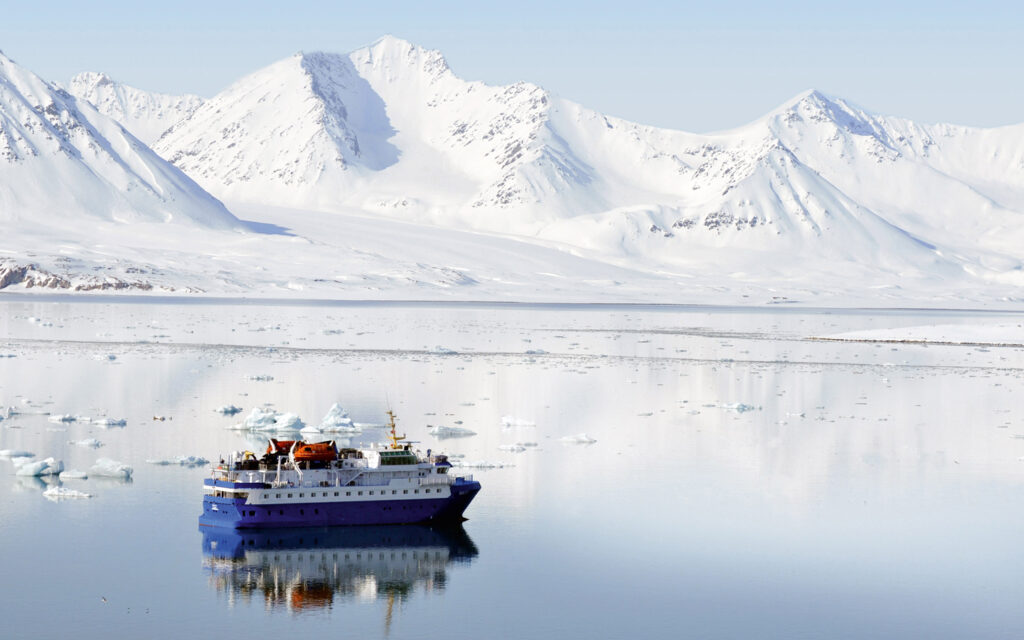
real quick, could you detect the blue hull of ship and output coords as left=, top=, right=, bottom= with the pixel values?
left=198, top=478, right=481, bottom=529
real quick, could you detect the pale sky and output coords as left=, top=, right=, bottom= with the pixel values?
left=2, top=0, right=1021, bottom=133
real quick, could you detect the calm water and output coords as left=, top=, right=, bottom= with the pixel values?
left=1, top=297, right=1023, bottom=639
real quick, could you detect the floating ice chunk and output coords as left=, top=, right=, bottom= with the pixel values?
left=498, top=444, right=526, bottom=453
left=0, top=449, right=34, bottom=458
left=90, top=458, right=133, bottom=479
left=146, top=456, right=208, bottom=467
left=59, top=469, right=88, bottom=480
left=48, top=414, right=77, bottom=423
left=719, top=403, right=759, bottom=413
left=274, top=413, right=305, bottom=431
left=245, top=374, right=274, bottom=382
left=434, top=346, right=458, bottom=354
left=92, top=418, right=127, bottom=428
left=501, top=416, right=536, bottom=427
left=43, top=486, right=92, bottom=500
left=428, top=425, right=477, bottom=438
left=70, top=438, right=103, bottom=448
left=449, top=459, right=511, bottom=469
left=95, top=354, right=117, bottom=361
left=560, top=433, right=597, bottom=444
left=214, top=405, right=243, bottom=416
left=16, top=457, right=64, bottom=476
left=319, top=403, right=360, bottom=433
left=235, top=407, right=280, bottom=430
left=300, top=424, right=324, bottom=435
left=517, top=442, right=539, bottom=447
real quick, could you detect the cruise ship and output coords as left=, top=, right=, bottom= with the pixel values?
left=199, top=411, right=481, bottom=529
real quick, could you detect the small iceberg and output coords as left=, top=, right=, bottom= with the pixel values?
left=47, top=414, right=77, bottom=424
left=318, top=403, right=361, bottom=434
left=233, top=407, right=303, bottom=432
left=92, top=418, right=127, bottom=427
left=428, top=425, right=477, bottom=438
left=70, top=438, right=103, bottom=449
left=245, top=374, right=274, bottom=382
left=501, top=416, right=536, bottom=427
left=214, top=405, right=243, bottom=416
left=90, top=458, right=133, bottom=479
left=560, top=433, right=597, bottom=444
left=449, top=459, right=511, bottom=469
left=0, top=449, right=34, bottom=458
left=59, top=469, right=88, bottom=480
left=719, top=403, right=759, bottom=413
left=145, top=456, right=209, bottom=467
left=15, top=457, right=64, bottom=477
left=43, top=486, right=93, bottom=500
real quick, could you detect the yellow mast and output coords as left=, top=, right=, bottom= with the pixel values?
left=385, top=410, right=407, bottom=449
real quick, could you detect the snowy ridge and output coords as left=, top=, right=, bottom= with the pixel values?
left=150, top=37, right=1024, bottom=291
left=0, top=51, right=238, bottom=231
left=69, top=72, right=204, bottom=145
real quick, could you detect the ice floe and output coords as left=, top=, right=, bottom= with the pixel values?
left=718, top=403, right=759, bottom=413
left=69, top=438, right=103, bottom=448
left=449, top=459, right=512, bottom=469
left=92, top=418, right=127, bottom=427
left=43, top=486, right=92, bottom=500
left=501, top=416, right=536, bottom=427
left=48, top=414, right=77, bottom=423
left=0, top=449, right=34, bottom=458
left=16, top=457, right=64, bottom=476
left=428, top=425, right=477, bottom=438
left=245, top=374, right=274, bottom=382
left=498, top=444, right=527, bottom=453
left=214, top=405, right=243, bottom=415
left=59, top=469, right=88, bottom=480
left=90, top=458, right=133, bottom=479
left=146, top=455, right=209, bottom=467
left=560, top=433, right=597, bottom=444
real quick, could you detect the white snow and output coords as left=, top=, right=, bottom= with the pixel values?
left=89, top=458, right=133, bottom=479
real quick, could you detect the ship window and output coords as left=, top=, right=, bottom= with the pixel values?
left=414, top=489, right=419, bottom=494
left=358, top=491, right=363, bottom=496
left=249, top=511, right=255, bottom=516
left=276, top=493, right=281, bottom=498
left=346, top=491, right=351, bottom=496
left=403, top=490, right=408, bottom=494
left=263, top=493, right=267, bottom=498
left=287, top=493, right=293, bottom=498
left=314, top=509, right=319, bottom=515
left=280, top=510, right=284, bottom=515
left=299, top=493, right=304, bottom=498
left=300, top=509, right=304, bottom=515
left=334, top=492, right=339, bottom=497
left=392, top=490, right=397, bottom=495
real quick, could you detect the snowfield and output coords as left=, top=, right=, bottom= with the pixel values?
left=1, top=37, right=1023, bottom=305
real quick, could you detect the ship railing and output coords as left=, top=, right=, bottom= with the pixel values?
left=418, top=476, right=452, bottom=487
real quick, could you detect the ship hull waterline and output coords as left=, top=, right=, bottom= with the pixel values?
left=199, top=480, right=480, bottom=529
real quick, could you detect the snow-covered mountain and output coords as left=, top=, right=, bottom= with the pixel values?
left=69, top=72, right=203, bottom=145
left=0, top=51, right=237, bottom=231
left=150, top=36, right=1024, bottom=292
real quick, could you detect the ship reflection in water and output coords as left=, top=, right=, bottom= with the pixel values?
left=201, top=524, right=479, bottom=616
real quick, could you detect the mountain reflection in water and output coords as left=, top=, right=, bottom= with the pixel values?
left=201, top=524, right=479, bottom=614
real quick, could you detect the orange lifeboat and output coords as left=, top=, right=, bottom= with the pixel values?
left=292, top=440, right=338, bottom=463
left=266, top=439, right=297, bottom=456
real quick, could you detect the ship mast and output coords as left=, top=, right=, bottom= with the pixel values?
left=385, top=410, right=407, bottom=449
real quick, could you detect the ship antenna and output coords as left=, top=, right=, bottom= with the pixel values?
left=385, top=408, right=406, bottom=449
